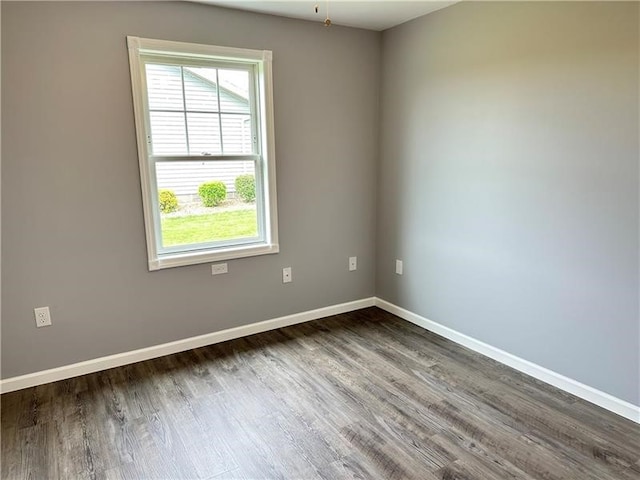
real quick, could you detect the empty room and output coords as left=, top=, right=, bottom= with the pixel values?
left=1, top=1, right=639, bottom=479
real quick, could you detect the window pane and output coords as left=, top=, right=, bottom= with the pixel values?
left=184, top=67, right=219, bottom=112
left=187, top=113, right=222, bottom=155
left=150, top=112, right=187, bottom=155
left=221, top=114, right=252, bottom=154
left=156, top=161, right=258, bottom=248
left=146, top=64, right=184, bottom=111
left=218, top=69, right=250, bottom=114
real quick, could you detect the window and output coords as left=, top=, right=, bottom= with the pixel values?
left=127, top=37, right=278, bottom=270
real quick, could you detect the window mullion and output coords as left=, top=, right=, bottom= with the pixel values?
left=150, top=154, right=260, bottom=162
left=180, top=66, right=191, bottom=155
left=215, top=68, right=224, bottom=154
left=249, top=66, right=259, bottom=155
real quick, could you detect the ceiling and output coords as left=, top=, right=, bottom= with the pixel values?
left=195, top=0, right=459, bottom=31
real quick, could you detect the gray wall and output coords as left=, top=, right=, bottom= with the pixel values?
left=3, top=0, right=638, bottom=408
left=377, top=1, right=639, bottom=405
left=1, top=1, right=379, bottom=378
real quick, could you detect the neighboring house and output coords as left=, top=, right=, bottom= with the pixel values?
left=150, top=65, right=254, bottom=202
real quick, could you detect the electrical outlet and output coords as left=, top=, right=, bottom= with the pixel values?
left=211, top=263, right=228, bottom=275
left=395, top=259, right=403, bottom=275
left=34, top=307, right=52, bottom=328
left=282, top=267, right=292, bottom=283
left=349, top=256, right=357, bottom=271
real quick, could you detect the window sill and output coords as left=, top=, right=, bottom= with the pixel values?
left=149, top=243, right=279, bottom=271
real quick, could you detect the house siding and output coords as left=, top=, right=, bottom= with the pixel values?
left=156, top=160, right=254, bottom=199
left=148, top=65, right=254, bottom=198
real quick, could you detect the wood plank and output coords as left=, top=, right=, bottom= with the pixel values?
left=1, top=307, right=638, bottom=479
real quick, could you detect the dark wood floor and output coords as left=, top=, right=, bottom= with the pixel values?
left=2, top=307, right=639, bottom=479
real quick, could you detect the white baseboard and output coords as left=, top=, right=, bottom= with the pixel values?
left=3, top=296, right=638, bottom=425
left=375, top=298, right=640, bottom=424
left=0, top=297, right=376, bottom=394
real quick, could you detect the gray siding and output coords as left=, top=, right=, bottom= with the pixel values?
left=146, top=64, right=254, bottom=197
left=146, top=65, right=252, bottom=156
left=156, top=161, right=254, bottom=198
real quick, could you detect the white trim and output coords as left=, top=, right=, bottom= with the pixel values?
left=130, top=36, right=267, bottom=63
left=4, top=296, right=637, bottom=424
left=0, top=298, right=375, bottom=394
left=259, top=44, right=279, bottom=254
left=375, top=298, right=640, bottom=424
left=150, top=242, right=279, bottom=271
left=127, top=36, right=158, bottom=266
left=126, top=36, right=278, bottom=271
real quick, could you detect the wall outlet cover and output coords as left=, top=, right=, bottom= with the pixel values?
left=211, top=263, right=228, bottom=275
left=34, top=307, right=52, bottom=328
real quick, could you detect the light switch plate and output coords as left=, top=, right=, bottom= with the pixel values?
left=395, top=260, right=403, bottom=275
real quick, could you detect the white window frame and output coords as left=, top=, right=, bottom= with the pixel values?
left=127, top=37, right=279, bottom=271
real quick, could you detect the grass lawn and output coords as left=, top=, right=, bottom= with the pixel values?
left=161, top=209, right=258, bottom=246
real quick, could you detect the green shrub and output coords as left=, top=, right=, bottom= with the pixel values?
left=158, top=189, right=178, bottom=213
left=198, top=180, right=227, bottom=207
left=235, top=174, right=256, bottom=202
